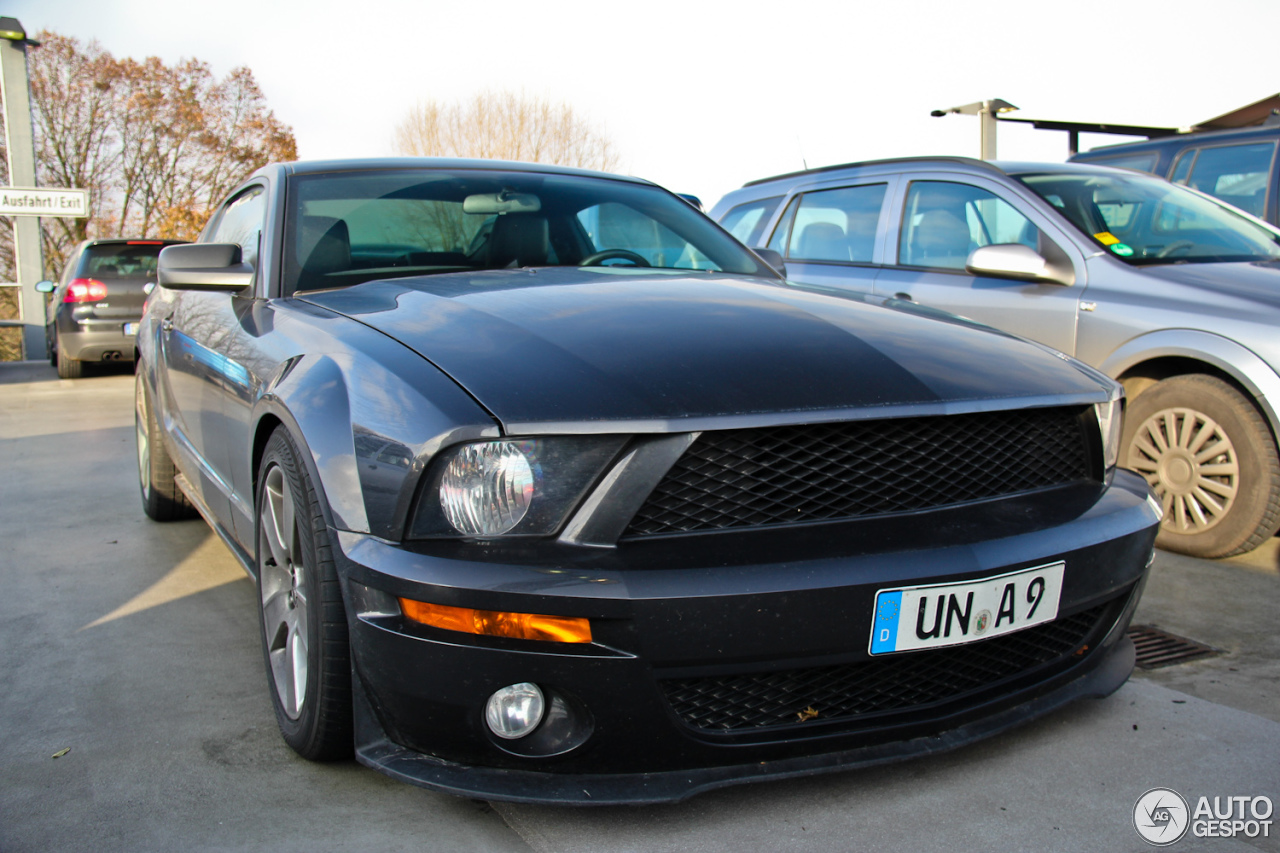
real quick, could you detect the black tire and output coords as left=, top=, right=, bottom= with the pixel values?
left=135, top=369, right=197, bottom=521
left=1122, top=374, right=1280, bottom=558
left=256, top=427, right=353, bottom=761
left=47, top=326, right=57, bottom=367
left=56, top=336, right=83, bottom=379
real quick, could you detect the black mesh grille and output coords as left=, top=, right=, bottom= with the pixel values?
left=624, top=407, right=1093, bottom=537
left=661, top=603, right=1109, bottom=732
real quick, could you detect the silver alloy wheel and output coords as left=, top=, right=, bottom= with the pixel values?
left=135, top=376, right=150, bottom=497
left=259, top=464, right=309, bottom=720
left=1128, top=406, right=1239, bottom=534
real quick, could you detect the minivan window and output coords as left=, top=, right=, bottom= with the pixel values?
left=1017, top=170, right=1280, bottom=265
left=899, top=181, right=1038, bottom=270
left=1173, top=142, right=1275, bottom=219
left=784, top=184, right=886, bottom=263
left=720, top=196, right=782, bottom=245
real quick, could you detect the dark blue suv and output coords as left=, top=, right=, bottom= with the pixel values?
left=1071, top=124, right=1280, bottom=226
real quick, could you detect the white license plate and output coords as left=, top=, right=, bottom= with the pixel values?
left=123, top=322, right=139, bottom=336
left=869, top=562, right=1064, bottom=655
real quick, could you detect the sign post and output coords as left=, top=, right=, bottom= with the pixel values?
left=0, top=17, right=56, bottom=362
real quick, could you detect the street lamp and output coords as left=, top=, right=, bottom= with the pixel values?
left=0, top=16, right=46, bottom=362
left=931, top=99, right=1019, bottom=160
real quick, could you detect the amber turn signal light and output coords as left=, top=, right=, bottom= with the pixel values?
left=398, top=599, right=592, bottom=643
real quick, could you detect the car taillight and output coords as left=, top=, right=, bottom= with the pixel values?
left=65, top=278, right=108, bottom=303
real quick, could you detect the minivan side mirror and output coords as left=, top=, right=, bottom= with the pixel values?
left=753, top=247, right=787, bottom=278
left=966, top=243, right=1073, bottom=287
left=34, top=280, right=55, bottom=293
left=158, top=243, right=254, bottom=291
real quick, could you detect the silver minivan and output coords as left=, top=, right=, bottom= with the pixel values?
left=713, top=157, right=1280, bottom=558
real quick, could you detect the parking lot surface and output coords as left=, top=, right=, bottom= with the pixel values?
left=2, top=362, right=1277, bottom=852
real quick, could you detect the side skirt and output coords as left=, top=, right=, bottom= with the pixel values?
left=175, top=472, right=257, bottom=580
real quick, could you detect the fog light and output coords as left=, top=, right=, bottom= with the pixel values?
left=486, top=682, right=545, bottom=740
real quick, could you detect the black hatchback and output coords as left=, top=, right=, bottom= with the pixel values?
left=36, top=239, right=186, bottom=378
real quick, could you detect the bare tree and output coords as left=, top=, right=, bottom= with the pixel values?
left=393, top=90, right=619, bottom=173
left=24, top=31, right=297, bottom=278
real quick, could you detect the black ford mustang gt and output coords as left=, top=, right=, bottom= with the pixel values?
left=135, top=158, right=1160, bottom=804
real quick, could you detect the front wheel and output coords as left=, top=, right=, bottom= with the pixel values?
left=1122, top=374, right=1280, bottom=558
left=256, top=427, right=353, bottom=761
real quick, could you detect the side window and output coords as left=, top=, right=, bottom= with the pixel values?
left=1177, top=143, right=1275, bottom=218
left=899, top=181, right=1039, bottom=270
left=208, top=186, right=267, bottom=269
left=784, top=184, right=887, bottom=263
left=719, top=196, right=782, bottom=245
left=1170, top=150, right=1195, bottom=185
left=766, top=195, right=799, bottom=254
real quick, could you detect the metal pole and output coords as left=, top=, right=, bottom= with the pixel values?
left=0, top=32, right=46, bottom=362
left=979, top=101, right=997, bottom=160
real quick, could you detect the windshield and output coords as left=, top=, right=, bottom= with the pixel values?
left=283, top=169, right=771, bottom=293
left=1014, top=170, right=1280, bottom=266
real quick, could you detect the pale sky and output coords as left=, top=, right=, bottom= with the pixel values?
left=10, top=0, right=1280, bottom=208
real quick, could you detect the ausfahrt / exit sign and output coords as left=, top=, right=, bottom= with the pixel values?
left=0, top=186, right=89, bottom=217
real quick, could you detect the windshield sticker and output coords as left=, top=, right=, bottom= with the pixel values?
left=1093, top=231, right=1121, bottom=245
left=1110, top=243, right=1135, bottom=257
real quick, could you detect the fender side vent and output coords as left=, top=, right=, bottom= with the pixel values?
left=1128, top=625, right=1221, bottom=669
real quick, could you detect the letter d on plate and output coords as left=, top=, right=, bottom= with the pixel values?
left=870, top=591, right=903, bottom=654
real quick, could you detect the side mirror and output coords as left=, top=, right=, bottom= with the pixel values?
left=34, top=280, right=56, bottom=293
left=966, top=244, right=1073, bottom=286
left=753, top=247, right=787, bottom=278
left=158, top=243, right=254, bottom=291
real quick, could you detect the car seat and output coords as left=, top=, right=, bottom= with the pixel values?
left=295, top=216, right=351, bottom=291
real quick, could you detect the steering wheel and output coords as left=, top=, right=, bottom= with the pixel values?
left=579, top=249, right=651, bottom=267
left=1156, top=240, right=1196, bottom=258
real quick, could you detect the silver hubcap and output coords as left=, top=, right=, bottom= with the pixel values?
left=1128, top=407, right=1239, bottom=534
left=135, top=377, right=150, bottom=496
left=260, top=464, right=309, bottom=719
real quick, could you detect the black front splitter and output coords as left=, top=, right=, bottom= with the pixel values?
left=355, top=635, right=1135, bottom=806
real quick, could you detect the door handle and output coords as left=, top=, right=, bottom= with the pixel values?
left=893, top=292, right=914, bottom=302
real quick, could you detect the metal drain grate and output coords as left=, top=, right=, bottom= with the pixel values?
left=1128, top=625, right=1221, bottom=669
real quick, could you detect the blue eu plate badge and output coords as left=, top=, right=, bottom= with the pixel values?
left=870, top=591, right=903, bottom=654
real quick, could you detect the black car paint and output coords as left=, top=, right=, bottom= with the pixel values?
left=138, top=159, right=1160, bottom=803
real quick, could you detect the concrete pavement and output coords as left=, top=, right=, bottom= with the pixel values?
left=1, top=361, right=1276, bottom=852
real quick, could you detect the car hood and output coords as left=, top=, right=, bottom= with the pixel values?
left=300, top=269, right=1110, bottom=433
left=1135, top=259, right=1280, bottom=312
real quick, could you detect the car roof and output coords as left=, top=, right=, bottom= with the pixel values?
left=83, top=238, right=186, bottom=247
left=265, top=157, right=657, bottom=186
left=737, top=156, right=1136, bottom=191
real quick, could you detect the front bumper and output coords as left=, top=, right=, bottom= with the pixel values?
left=335, top=471, right=1160, bottom=804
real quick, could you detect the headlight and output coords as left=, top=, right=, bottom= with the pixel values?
left=411, top=436, right=629, bottom=539
left=1094, top=386, right=1124, bottom=471
left=439, top=442, right=534, bottom=535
